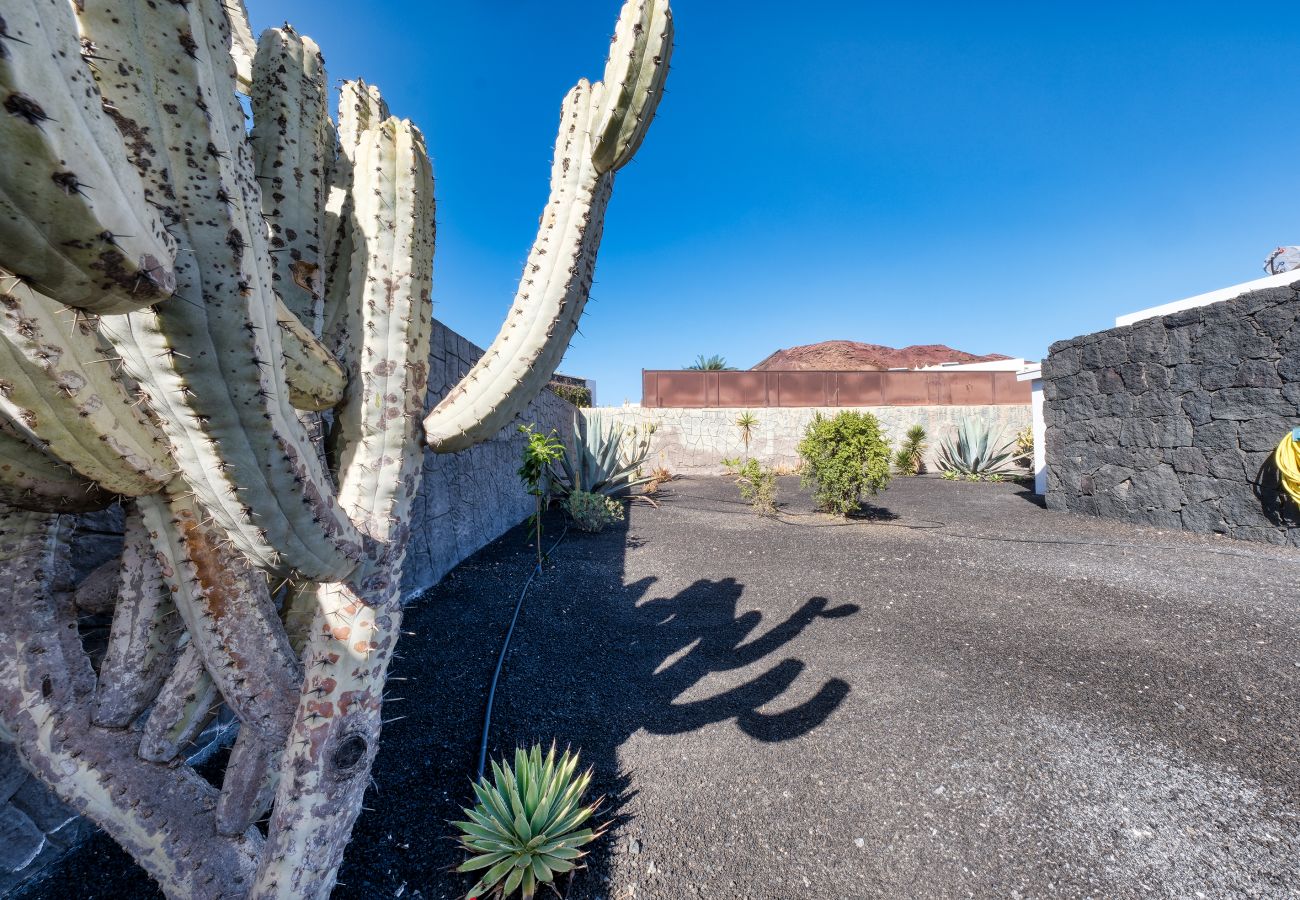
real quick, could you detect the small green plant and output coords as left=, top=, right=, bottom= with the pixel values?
left=797, top=411, right=892, bottom=516
left=685, top=354, right=733, bottom=370
left=566, top=490, right=625, bottom=533
left=728, top=457, right=777, bottom=515
left=1015, top=425, right=1034, bottom=467
left=934, top=419, right=1023, bottom=481
left=735, top=411, right=758, bottom=457
left=553, top=413, right=655, bottom=499
left=519, top=425, right=566, bottom=569
left=455, top=744, right=601, bottom=900
left=892, top=424, right=927, bottom=476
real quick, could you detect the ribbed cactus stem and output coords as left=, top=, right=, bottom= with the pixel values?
left=0, top=507, right=261, bottom=898
left=137, top=491, right=302, bottom=744
left=253, top=116, right=434, bottom=898
left=251, top=27, right=329, bottom=332
left=137, top=643, right=220, bottom=764
left=80, top=0, right=364, bottom=580
left=92, top=504, right=178, bottom=728
left=277, top=296, right=347, bottom=411
left=0, top=422, right=114, bottom=512
left=0, top=274, right=172, bottom=496
left=423, top=80, right=612, bottom=452
left=591, top=0, right=674, bottom=173
left=0, top=0, right=176, bottom=313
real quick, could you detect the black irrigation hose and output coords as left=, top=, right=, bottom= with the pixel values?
left=475, top=524, right=570, bottom=781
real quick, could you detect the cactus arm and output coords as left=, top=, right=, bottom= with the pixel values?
left=137, top=491, right=302, bottom=744
left=331, top=119, right=435, bottom=537
left=216, top=729, right=278, bottom=836
left=251, top=28, right=329, bottom=332
left=223, top=0, right=259, bottom=93
left=0, top=506, right=262, bottom=898
left=80, top=0, right=364, bottom=580
left=0, top=275, right=172, bottom=495
left=92, top=504, right=180, bottom=728
left=591, top=0, right=674, bottom=173
left=252, top=118, right=434, bottom=899
left=0, top=0, right=176, bottom=314
left=277, top=297, right=346, bottom=411
left=137, top=643, right=221, bottom=764
left=423, top=80, right=611, bottom=452
left=0, top=422, right=115, bottom=512
left=322, top=80, right=391, bottom=372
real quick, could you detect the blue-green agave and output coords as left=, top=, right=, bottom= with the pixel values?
left=455, top=744, right=602, bottom=899
left=934, top=419, right=1025, bottom=480
left=552, top=412, right=655, bottom=498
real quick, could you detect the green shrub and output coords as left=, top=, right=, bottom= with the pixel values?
left=549, top=382, right=593, bottom=408
left=797, top=411, right=891, bottom=516
left=892, top=424, right=927, bottom=475
left=566, top=490, right=624, bottom=532
left=725, top=457, right=777, bottom=515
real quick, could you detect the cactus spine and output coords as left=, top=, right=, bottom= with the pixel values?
left=0, top=0, right=671, bottom=897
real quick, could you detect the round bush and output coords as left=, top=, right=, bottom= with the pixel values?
left=796, top=411, right=891, bottom=515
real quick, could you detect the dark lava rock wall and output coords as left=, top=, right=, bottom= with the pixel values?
left=1043, top=283, right=1300, bottom=546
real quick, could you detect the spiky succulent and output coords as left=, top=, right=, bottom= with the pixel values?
left=455, top=744, right=601, bottom=899
left=893, top=424, right=927, bottom=475
left=934, top=419, right=1023, bottom=480
left=552, top=412, right=655, bottom=498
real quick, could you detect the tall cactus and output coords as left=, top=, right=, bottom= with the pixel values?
left=0, top=0, right=671, bottom=897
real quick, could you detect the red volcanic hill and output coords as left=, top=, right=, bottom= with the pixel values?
left=751, top=341, right=1010, bottom=371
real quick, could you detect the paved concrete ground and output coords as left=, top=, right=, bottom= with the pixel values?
left=19, top=476, right=1300, bottom=899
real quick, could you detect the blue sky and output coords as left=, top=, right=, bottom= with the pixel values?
left=248, top=1, right=1299, bottom=404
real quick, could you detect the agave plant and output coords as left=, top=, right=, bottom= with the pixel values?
left=455, top=744, right=601, bottom=899
left=934, top=419, right=1023, bottom=480
left=553, top=412, right=655, bottom=498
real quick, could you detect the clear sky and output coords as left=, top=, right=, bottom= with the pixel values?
left=248, top=1, right=1298, bottom=404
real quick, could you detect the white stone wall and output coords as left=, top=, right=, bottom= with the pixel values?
left=583, top=405, right=1032, bottom=474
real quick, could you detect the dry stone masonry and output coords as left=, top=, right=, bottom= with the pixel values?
left=1043, top=282, right=1300, bottom=545
left=590, top=405, right=1031, bottom=474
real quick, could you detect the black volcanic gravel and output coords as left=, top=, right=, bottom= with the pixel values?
left=16, top=476, right=1300, bottom=899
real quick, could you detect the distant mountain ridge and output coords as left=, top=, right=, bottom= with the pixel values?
left=751, top=340, right=1010, bottom=371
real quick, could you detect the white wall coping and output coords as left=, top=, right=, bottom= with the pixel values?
left=1115, top=270, right=1300, bottom=327
left=1016, top=364, right=1042, bottom=382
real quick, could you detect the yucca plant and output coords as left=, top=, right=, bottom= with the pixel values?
left=455, top=744, right=602, bottom=899
left=892, top=424, right=927, bottom=475
left=934, top=419, right=1023, bottom=480
left=735, top=411, right=759, bottom=457
left=553, top=412, right=655, bottom=499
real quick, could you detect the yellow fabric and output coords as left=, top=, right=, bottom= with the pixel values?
left=1277, top=432, right=1300, bottom=508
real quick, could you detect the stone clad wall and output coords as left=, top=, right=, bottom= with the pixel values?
left=402, top=320, right=575, bottom=597
left=0, top=319, right=573, bottom=893
left=585, top=405, right=1031, bottom=474
left=1043, top=283, right=1300, bottom=545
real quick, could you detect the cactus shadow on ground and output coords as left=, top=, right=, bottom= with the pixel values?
left=15, top=503, right=855, bottom=899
